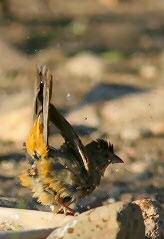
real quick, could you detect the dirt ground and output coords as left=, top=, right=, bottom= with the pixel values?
left=0, top=0, right=163, bottom=213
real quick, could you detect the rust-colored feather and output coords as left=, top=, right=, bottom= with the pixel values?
left=19, top=172, right=35, bottom=190
left=37, top=158, right=52, bottom=177
left=26, top=115, right=48, bottom=158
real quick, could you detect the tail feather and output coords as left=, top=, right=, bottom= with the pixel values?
left=33, top=65, right=52, bottom=145
left=26, top=66, right=52, bottom=158
left=33, top=67, right=43, bottom=120
left=43, top=69, right=52, bottom=145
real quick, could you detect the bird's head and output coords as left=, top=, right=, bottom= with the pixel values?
left=85, top=139, right=123, bottom=175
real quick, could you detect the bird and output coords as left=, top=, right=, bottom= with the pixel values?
left=20, top=65, right=123, bottom=214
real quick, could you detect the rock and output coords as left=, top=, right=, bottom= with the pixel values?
left=47, top=202, right=145, bottom=239
left=129, top=161, right=148, bottom=174
left=9, top=0, right=50, bottom=20
left=0, top=207, right=72, bottom=237
left=0, top=197, right=19, bottom=208
left=139, top=65, right=157, bottom=79
left=101, top=88, right=164, bottom=136
left=0, top=106, right=31, bottom=142
left=134, top=199, right=164, bottom=239
left=63, top=52, right=106, bottom=80
left=149, top=122, right=164, bottom=136
left=0, top=40, right=28, bottom=72
left=120, top=193, right=134, bottom=203
left=141, top=122, right=164, bottom=137
left=67, top=105, right=99, bottom=128
left=99, top=0, right=118, bottom=7
left=0, top=92, right=32, bottom=114
left=120, top=127, right=140, bottom=141
left=0, top=91, right=33, bottom=142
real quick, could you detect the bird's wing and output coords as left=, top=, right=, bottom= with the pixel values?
left=49, top=103, right=90, bottom=173
left=36, top=66, right=90, bottom=174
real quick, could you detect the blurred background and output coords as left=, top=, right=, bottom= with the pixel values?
left=0, top=0, right=163, bottom=211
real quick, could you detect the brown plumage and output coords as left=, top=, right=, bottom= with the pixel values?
left=20, top=66, right=123, bottom=213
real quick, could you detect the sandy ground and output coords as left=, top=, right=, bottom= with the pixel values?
left=0, top=0, right=163, bottom=213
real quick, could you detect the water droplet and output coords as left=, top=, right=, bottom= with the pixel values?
left=66, top=93, right=75, bottom=102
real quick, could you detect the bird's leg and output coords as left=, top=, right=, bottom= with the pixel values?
left=57, top=200, right=75, bottom=215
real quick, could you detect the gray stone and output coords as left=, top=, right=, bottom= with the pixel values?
left=67, top=105, right=99, bottom=127
left=47, top=202, right=145, bottom=239
left=134, top=199, right=164, bottom=239
left=101, top=88, right=164, bottom=136
left=64, top=52, right=106, bottom=80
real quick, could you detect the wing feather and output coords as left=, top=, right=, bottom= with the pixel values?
left=36, top=66, right=90, bottom=174
left=49, top=103, right=89, bottom=173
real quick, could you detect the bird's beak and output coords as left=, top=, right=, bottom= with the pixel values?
left=111, top=154, right=124, bottom=164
